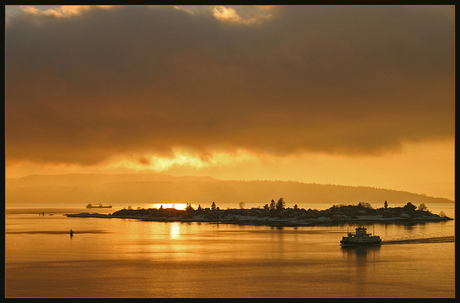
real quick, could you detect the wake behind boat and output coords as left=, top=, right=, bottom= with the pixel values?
left=340, top=226, right=381, bottom=246
left=86, top=203, right=112, bottom=209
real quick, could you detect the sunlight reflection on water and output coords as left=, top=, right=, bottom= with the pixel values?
left=5, top=208, right=455, bottom=298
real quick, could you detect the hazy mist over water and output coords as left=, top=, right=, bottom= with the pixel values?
left=5, top=174, right=454, bottom=215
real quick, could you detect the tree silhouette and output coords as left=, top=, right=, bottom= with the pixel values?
left=384, top=200, right=388, bottom=209
left=269, top=199, right=276, bottom=210
left=276, top=198, right=286, bottom=211
left=211, top=201, right=217, bottom=211
left=418, top=203, right=428, bottom=211
left=403, top=202, right=417, bottom=212
left=358, top=202, right=372, bottom=209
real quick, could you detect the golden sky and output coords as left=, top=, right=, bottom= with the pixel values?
left=5, top=6, right=455, bottom=200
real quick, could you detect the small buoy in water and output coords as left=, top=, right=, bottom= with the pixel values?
left=70, top=229, right=74, bottom=237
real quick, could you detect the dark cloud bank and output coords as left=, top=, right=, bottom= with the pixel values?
left=6, top=6, right=454, bottom=165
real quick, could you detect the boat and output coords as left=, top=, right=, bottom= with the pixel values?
left=340, top=227, right=381, bottom=246
left=86, top=203, right=112, bottom=208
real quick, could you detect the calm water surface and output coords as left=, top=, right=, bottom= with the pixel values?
left=5, top=203, right=455, bottom=298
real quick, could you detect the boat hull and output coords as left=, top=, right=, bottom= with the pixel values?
left=340, top=239, right=381, bottom=247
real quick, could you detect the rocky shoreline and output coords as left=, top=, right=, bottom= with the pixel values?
left=66, top=202, right=453, bottom=227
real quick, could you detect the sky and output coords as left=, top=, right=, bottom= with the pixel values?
left=5, top=5, right=455, bottom=200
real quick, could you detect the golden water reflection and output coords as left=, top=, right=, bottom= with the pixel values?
left=341, top=245, right=381, bottom=297
left=170, top=222, right=180, bottom=239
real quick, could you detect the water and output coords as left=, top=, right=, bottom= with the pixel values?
left=5, top=204, right=455, bottom=298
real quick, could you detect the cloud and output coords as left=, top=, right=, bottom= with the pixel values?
left=212, top=6, right=243, bottom=22
left=19, top=5, right=112, bottom=17
left=5, top=5, right=455, bottom=166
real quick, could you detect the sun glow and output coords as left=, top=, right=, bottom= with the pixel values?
left=106, top=148, right=258, bottom=173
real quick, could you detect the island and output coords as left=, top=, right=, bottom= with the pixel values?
left=66, top=201, right=453, bottom=227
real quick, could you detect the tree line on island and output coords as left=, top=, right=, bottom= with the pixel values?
left=112, top=199, right=451, bottom=225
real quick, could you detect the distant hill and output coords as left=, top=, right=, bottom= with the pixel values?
left=6, top=173, right=218, bottom=187
left=5, top=173, right=454, bottom=209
